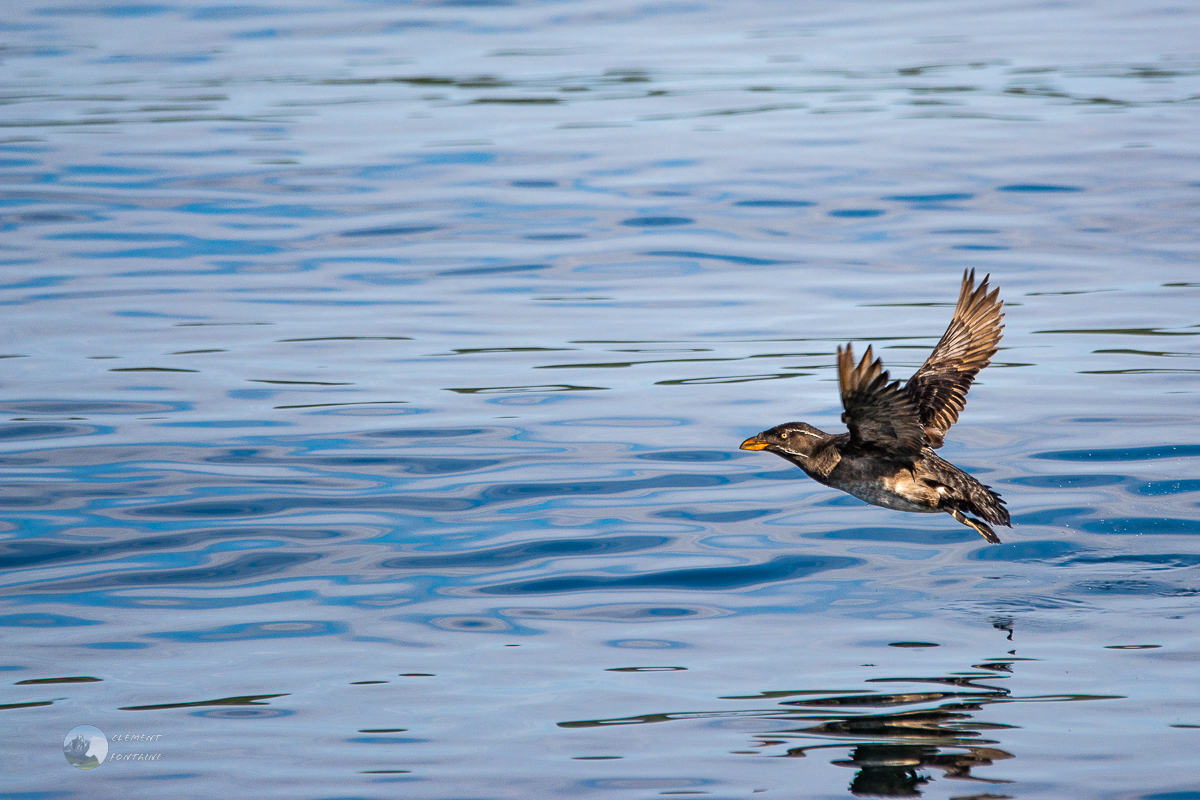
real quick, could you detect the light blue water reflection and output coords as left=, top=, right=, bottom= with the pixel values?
left=2, top=0, right=1199, bottom=797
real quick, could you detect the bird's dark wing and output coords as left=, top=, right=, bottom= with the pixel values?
left=838, top=344, right=926, bottom=456
left=904, top=269, right=1004, bottom=448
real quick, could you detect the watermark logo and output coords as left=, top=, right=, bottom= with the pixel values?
left=64, top=725, right=107, bottom=770
left=64, top=726, right=164, bottom=768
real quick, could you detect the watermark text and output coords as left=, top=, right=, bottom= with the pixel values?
left=109, top=752, right=163, bottom=761
left=110, top=733, right=163, bottom=743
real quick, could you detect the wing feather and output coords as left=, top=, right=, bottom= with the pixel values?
left=838, top=344, right=926, bottom=456
left=904, top=269, right=1004, bottom=448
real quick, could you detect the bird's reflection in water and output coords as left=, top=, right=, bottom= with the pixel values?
left=842, top=744, right=935, bottom=797
left=764, top=668, right=1020, bottom=796
left=787, top=743, right=1013, bottom=798
left=992, top=616, right=1015, bottom=642
left=561, top=632, right=1119, bottom=798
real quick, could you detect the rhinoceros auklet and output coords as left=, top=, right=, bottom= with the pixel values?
left=739, top=269, right=1010, bottom=543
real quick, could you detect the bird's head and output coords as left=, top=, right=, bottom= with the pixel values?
left=739, top=422, right=828, bottom=459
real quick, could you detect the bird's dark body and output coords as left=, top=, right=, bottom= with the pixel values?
left=768, top=427, right=1009, bottom=523
left=740, top=270, right=1011, bottom=543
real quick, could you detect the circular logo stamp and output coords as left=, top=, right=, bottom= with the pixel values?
left=64, top=725, right=108, bottom=769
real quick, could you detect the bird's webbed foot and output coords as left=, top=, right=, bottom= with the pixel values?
left=949, top=507, right=1001, bottom=544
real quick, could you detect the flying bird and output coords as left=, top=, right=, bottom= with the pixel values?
left=739, top=269, right=1010, bottom=543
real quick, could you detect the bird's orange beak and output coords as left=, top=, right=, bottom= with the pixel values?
left=739, top=436, right=768, bottom=451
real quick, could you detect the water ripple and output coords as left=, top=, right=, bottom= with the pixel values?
left=475, top=555, right=861, bottom=595
left=381, top=535, right=669, bottom=570
left=22, top=552, right=322, bottom=592
left=0, top=527, right=343, bottom=572
left=3, top=0, right=1200, bottom=794
left=1032, top=445, right=1200, bottom=461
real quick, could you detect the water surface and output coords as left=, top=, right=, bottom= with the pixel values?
left=2, top=1, right=1199, bottom=797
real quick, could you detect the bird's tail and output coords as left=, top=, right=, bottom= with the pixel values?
left=949, top=478, right=1009, bottom=543
left=966, top=479, right=1010, bottom=528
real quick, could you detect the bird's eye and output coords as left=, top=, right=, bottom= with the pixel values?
left=780, top=431, right=789, bottom=439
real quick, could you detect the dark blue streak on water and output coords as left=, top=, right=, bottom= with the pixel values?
left=634, top=450, right=733, bottom=462
left=652, top=509, right=776, bottom=523
left=0, top=527, right=343, bottom=571
left=314, top=456, right=502, bottom=475
left=121, top=471, right=751, bottom=519
left=0, top=423, right=103, bottom=441
left=1081, top=518, right=1200, bottom=535
left=341, top=225, right=441, bottom=237
left=27, top=552, right=323, bottom=592
left=733, top=200, right=816, bottom=207
left=380, top=536, right=670, bottom=570
left=884, top=193, right=974, bottom=203
left=478, top=473, right=735, bottom=503
left=642, top=250, right=788, bottom=266
left=192, top=708, right=293, bottom=720
left=1134, top=480, right=1200, bottom=496
left=1032, top=445, right=1200, bottom=461
left=0, top=613, right=101, bottom=628
left=1066, top=553, right=1200, bottom=569
left=620, top=216, right=693, bottom=227
left=998, top=184, right=1083, bottom=192
left=0, top=400, right=178, bottom=414
left=828, top=209, right=885, bottom=218
left=124, top=495, right=477, bottom=518
left=806, top=526, right=979, bottom=544
left=149, top=620, right=346, bottom=642
left=1072, top=579, right=1183, bottom=596
left=972, top=542, right=1082, bottom=561
left=437, top=263, right=550, bottom=277
left=476, top=555, right=861, bottom=594
left=1005, top=474, right=1127, bottom=488
left=3, top=1, right=1200, bottom=796
left=364, top=427, right=489, bottom=439
left=1009, top=508, right=1095, bottom=526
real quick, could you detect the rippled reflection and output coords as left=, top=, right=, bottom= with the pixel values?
left=562, top=653, right=1119, bottom=797
left=2, top=0, right=1199, bottom=796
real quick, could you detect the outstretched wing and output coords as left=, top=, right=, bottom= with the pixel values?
left=904, top=269, right=1004, bottom=448
left=838, top=344, right=926, bottom=456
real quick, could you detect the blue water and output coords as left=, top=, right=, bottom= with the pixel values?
left=3, top=1, right=1200, bottom=797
